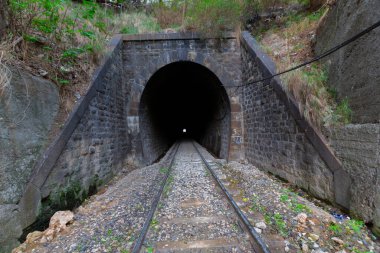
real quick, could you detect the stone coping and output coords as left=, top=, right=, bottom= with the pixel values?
left=122, top=32, right=237, bottom=41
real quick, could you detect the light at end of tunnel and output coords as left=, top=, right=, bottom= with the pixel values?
left=183, top=129, right=187, bottom=133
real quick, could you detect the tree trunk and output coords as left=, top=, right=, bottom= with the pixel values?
left=0, top=0, right=9, bottom=39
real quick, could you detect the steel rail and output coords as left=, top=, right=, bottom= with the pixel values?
left=131, top=142, right=180, bottom=253
left=192, top=141, right=271, bottom=253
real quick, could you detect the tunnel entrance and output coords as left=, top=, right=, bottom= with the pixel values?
left=139, top=61, right=231, bottom=164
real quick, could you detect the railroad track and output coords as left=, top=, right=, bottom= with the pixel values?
left=132, top=141, right=270, bottom=253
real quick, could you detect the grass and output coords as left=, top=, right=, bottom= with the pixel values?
left=280, top=189, right=312, bottom=213
left=256, top=5, right=352, bottom=128
left=273, top=213, right=288, bottom=236
left=2, top=1, right=161, bottom=117
left=347, top=219, right=365, bottom=234
left=328, top=222, right=342, bottom=235
left=185, top=0, right=243, bottom=36
left=148, top=0, right=244, bottom=36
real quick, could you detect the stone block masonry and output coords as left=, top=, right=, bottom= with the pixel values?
left=1, top=33, right=246, bottom=251
left=6, top=36, right=131, bottom=252
left=239, top=31, right=348, bottom=208
left=122, top=33, right=243, bottom=164
left=240, top=31, right=380, bottom=235
left=1, top=31, right=379, bottom=251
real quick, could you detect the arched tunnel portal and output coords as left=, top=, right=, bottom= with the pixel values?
left=139, top=61, right=231, bottom=164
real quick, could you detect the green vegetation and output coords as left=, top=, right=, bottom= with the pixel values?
left=280, top=189, right=311, bottom=213
left=148, top=0, right=243, bottom=36
left=335, top=98, right=352, bottom=124
left=255, top=2, right=353, bottom=128
left=185, top=0, right=243, bottom=36
left=250, top=193, right=267, bottom=213
left=328, top=222, right=342, bottom=235
left=3, top=0, right=160, bottom=92
left=150, top=218, right=159, bottom=231
left=163, top=174, right=174, bottom=198
left=273, top=213, right=288, bottom=236
left=159, top=167, right=169, bottom=174
left=347, top=219, right=365, bottom=234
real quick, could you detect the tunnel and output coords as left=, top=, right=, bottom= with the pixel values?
left=139, top=61, right=231, bottom=164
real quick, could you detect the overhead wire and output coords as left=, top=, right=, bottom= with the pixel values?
left=223, top=19, right=380, bottom=88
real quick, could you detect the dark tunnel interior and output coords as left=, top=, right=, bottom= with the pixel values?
left=139, top=61, right=231, bottom=162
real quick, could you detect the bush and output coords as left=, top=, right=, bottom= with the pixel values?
left=150, top=0, right=184, bottom=29
left=6, top=0, right=160, bottom=88
left=185, top=0, right=243, bottom=36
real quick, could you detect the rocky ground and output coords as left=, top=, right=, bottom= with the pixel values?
left=13, top=143, right=380, bottom=253
left=12, top=146, right=177, bottom=253
left=212, top=160, right=380, bottom=253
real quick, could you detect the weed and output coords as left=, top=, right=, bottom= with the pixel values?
left=273, top=213, right=288, bottom=236
left=151, top=1, right=184, bottom=29
left=150, top=218, right=160, bottom=231
left=352, top=247, right=372, bottom=253
left=250, top=194, right=266, bottom=213
left=291, top=202, right=311, bottom=213
left=5, top=0, right=161, bottom=106
left=264, top=214, right=272, bottom=224
left=146, top=246, right=154, bottom=253
left=185, top=0, right=243, bottom=36
left=328, top=222, right=342, bottom=235
left=347, top=219, right=364, bottom=234
left=159, top=167, right=169, bottom=174
left=334, top=98, right=352, bottom=125
left=280, top=194, right=289, bottom=202
left=120, top=26, right=138, bottom=34
left=327, top=87, right=338, bottom=100
left=151, top=218, right=159, bottom=226
left=232, top=223, right=239, bottom=232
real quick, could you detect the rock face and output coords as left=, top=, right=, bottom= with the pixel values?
left=316, top=0, right=380, bottom=234
left=315, top=0, right=380, bottom=123
left=329, top=124, right=380, bottom=235
left=0, top=67, right=59, bottom=251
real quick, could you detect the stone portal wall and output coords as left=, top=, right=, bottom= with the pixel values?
left=1, top=33, right=244, bottom=251
left=240, top=32, right=344, bottom=205
left=12, top=36, right=130, bottom=251
left=122, top=33, right=242, bottom=165
left=240, top=31, right=380, bottom=235
left=41, top=45, right=130, bottom=198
